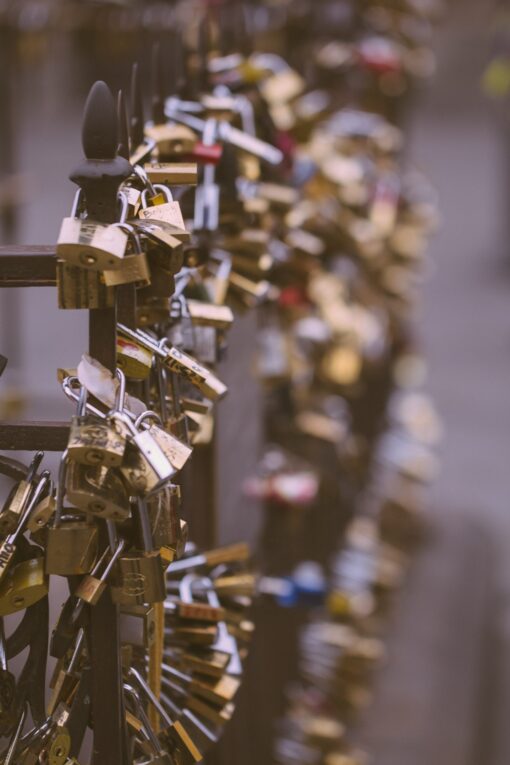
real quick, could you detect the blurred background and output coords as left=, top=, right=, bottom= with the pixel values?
left=1, top=0, right=510, bottom=764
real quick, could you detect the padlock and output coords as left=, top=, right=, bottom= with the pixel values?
left=173, top=574, right=226, bottom=624
left=66, top=378, right=126, bottom=468
left=0, top=471, right=50, bottom=583
left=47, top=629, right=84, bottom=715
left=190, top=576, right=243, bottom=676
left=144, top=123, right=197, bottom=157
left=186, top=300, right=234, bottom=331
left=146, top=484, right=183, bottom=553
left=123, top=683, right=173, bottom=764
left=136, top=297, right=172, bottom=328
left=65, top=461, right=130, bottom=522
left=56, top=261, right=114, bottom=310
left=143, top=162, right=198, bottom=186
left=135, top=411, right=192, bottom=473
left=45, top=453, right=99, bottom=576
left=128, top=668, right=202, bottom=762
left=74, top=539, right=126, bottom=606
left=47, top=725, right=71, bottom=765
left=27, top=492, right=56, bottom=535
left=0, top=556, right=48, bottom=616
left=155, top=351, right=189, bottom=446
left=139, top=184, right=187, bottom=233
left=120, top=603, right=156, bottom=648
left=56, top=189, right=128, bottom=271
left=117, top=335, right=154, bottom=380
left=111, top=499, right=166, bottom=606
left=0, top=451, right=44, bottom=535
left=103, top=221, right=151, bottom=287
left=114, top=411, right=176, bottom=496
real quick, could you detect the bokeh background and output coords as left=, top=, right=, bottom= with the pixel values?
left=1, top=1, right=510, bottom=764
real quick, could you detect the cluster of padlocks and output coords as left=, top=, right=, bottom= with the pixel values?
left=0, top=0, right=444, bottom=763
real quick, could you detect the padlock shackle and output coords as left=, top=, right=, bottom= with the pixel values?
left=10, top=470, right=51, bottom=545
left=62, top=376, right=105, bottom=420
left=113, top=368, right=127, bottom=414
left=132, top=164, right=157, bottom=198
left=54, top=452, right=69, bottom=527
left=123, top=683, right=162, bottom=757
left=134, top=410, right=164, bottom=430
left=128, top=667, right=174, bottom=729
left=77, top=383, right=88, bottom=418
left=26, top=451, right=44, bottom=484
left=111, top=220, right=144, bottom=255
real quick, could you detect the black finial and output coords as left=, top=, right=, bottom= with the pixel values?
left=236, top=0, right=252, bottom=57
left=82, top=80, right=118, bottom=160
left=151, top=42, right=165, bottom=124
left=70, top=81, right=132, bottom=223
left=117, top=89, right=130, bottom=160
left=130, top=62, right=145, bottom=149
left=171, top=32, right=187, bottom=99
left=197, top=15, right=209, bottom=93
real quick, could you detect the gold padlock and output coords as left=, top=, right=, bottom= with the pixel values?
left=67, top=382, right=126, bottom=468
left=65, top=461, right=130, bottom=522
left=0, top=557, right=48, bottom=616
left=45, top=453, right=99, bottom=576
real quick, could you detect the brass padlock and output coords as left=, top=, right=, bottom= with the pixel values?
left=144, top=124, right=196, bottom=157
left=117, top=335, right=154, bottom=380
left=47, top=725, right=71, bottom=765
left=74, top=540, right=126, bottom=606
left=135, top=411, right=192, bottom=473
left=147, top=485, right=187, bottom=564
left=103, top=222, right=151, bottom=288
left=65, top=461, right=130, bottom=522
left=0, top=471, right=51, bottom=584
left=67, top=379, right=126, bottom=468
left=139, top=184, right=187, bottom=233
left=0, top=556, right=48, bottom=616
left=0, top=451, right=43, bottom=536
left=111, top=499, right=166, bottom=606
left=56, top=190, right=128, bottom=271
left=56, top=260, right=114, bottom=310
left=45, top=453, right=99, bottom=576
left=113, top=411, right=176, bottom=496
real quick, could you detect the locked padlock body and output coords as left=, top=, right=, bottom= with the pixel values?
left=0, top=556, right=48, bottom=615
left=65, top=462, right=130, bottom=521
left=57, top=218, right=128, bottom=271
left=0, top=480, right=31, bottom=535
left=111, top=551, right=166, bottom=606
left=116, top=337, right=154, bottom=380
left=45, top=518, right=98, bottom=575
left=67, top=416, right=126, bottom=467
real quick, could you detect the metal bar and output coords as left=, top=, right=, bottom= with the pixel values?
left=0, top=246, right=56, bottom=287
left=0, top=421, right=69, bottom=451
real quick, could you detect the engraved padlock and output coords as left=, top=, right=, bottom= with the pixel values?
left=139, top=183, right=186, bottom=233
left=111, top=499, right=166, bottom=606
left=103, top=219, right=151, bottom=288
left=135, top=411, right=192, bottom=474
left=57, top=189, right=128, bottom=271
left=65, top=460, right=130, bottom=522
left=114, top=411, right=176, bottom=496
left=66, top=377, right=126, bottom=468
left=45, top=452, right=99, bottom=576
